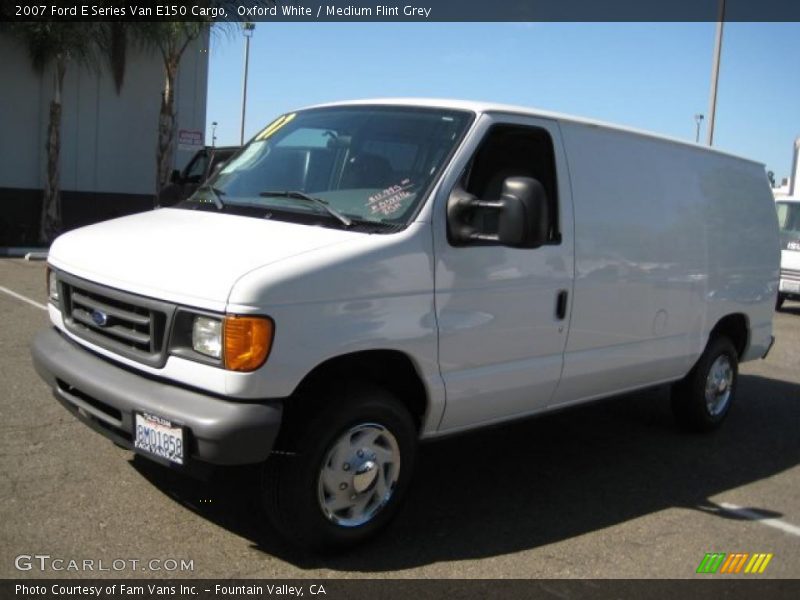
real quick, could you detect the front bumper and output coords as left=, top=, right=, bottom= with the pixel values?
left=31, top=328, right=282, bottom=467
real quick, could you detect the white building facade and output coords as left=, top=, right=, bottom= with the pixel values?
left=0, top=29, right=209, bottom=246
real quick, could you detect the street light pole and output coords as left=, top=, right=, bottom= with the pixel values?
left=239, top=22, right=255, bottom=145
left=211, top=121, right=218, bottom=147
left=706, top=0, right=725, bottom=146
left=694, top=114, right=704, bottom=143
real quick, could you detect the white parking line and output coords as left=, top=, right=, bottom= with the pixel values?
left=0, top=286, right=48, bottom=311
left=720, top=502, right=800, bottom=537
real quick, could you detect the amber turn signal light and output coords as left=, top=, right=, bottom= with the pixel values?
left=223, top=316, right=274, bottom=372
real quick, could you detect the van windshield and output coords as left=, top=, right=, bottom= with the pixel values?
left=180, top=106, right=473, bottom=229
left=776, top=201, right=800, bottom=234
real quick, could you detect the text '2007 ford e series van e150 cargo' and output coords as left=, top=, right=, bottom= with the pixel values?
left=32, top=99, right=780, bottom=550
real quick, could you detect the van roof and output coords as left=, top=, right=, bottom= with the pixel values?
left=303, top=97, right=765, bottom=167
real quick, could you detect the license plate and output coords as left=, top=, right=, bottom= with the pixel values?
left=134, top=412, right=184, bottom=465
left=780, top=280, right=800, bottom=293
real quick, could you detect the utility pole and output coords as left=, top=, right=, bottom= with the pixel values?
left=239, top=22, right=255, bottom=145
left=790, top=137, right=800, bottom=196
left=706, top=0, right=725, bottom=146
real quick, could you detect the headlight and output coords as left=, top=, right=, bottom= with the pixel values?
left=182, top=313, right=274, bottom=371
left=192, top=316, right=222, bottom=358
left=47, top=269, right=59, bottom=305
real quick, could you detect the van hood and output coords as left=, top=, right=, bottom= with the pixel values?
left=48, top=208, right=360, bottom=309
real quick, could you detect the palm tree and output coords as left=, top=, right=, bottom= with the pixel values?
left=133, top=23, right=211, bottom=207
left=135, top=7, right=274, bottom=206
left=6, top=23, right=99, bottom=243
left=8, top=14, right=266, bottom=233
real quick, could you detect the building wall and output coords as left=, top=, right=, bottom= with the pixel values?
left=0, top=29, right=209, bottom=245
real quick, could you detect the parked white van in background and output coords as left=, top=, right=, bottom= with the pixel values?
left=776, top=196, right=800, bottom=308
left=32, top=99, right=780, bottom=550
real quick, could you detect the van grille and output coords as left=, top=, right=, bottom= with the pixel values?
left=58, top=272, right=176, bottom=367
left=781, top=268, right=800, bottom=282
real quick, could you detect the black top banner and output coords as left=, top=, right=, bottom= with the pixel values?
left=4, top=0, right=800, bottom=22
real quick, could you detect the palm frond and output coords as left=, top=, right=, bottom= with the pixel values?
left=6, top=22, right=102, bottom=73
left=103, top=23, right=128, bottom=94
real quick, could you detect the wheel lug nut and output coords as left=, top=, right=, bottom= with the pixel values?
left=339, top=482, right=347, bottom=490
left=357, top=450, right=364, bottom=458
left=343, top=463, right=350, bottom=471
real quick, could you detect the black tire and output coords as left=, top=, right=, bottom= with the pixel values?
left=671, top=336, right=739, bottom=432
left=262, top=383, right=417, bottom=551
left=776, top=293, right=785, bottom=311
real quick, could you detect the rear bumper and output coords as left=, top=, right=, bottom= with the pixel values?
left=31, top=328, right=282, bottom=467
left=780, top=270, right=800, bottom=297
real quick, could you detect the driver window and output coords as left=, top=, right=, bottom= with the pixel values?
left=465, top=124, right=560, bottom=244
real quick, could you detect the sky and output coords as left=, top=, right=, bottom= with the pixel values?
left=204, top=22, right=800, bottom=181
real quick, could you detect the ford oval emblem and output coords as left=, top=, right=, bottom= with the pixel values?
left=91, top=309, right=109, bottom=327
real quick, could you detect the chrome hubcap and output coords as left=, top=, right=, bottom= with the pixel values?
left=705, top=355, right=734, bottom=416
left=352, top=460, right=379, bottom=494
left=317, top=423, right=400, bottom=527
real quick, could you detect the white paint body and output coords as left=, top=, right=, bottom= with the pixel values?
left=46, top=99, right=780, bottom=438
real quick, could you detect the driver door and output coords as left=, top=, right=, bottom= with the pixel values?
left=433, top=114, right=575, bottom=432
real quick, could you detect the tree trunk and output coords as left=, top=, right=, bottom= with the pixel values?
left=155, top=58, right=178, bottom=207
left=40, top=59, right=66, bottom=244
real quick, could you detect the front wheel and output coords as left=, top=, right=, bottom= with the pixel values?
left=671, top=336, right=739, bottom=432
left=262, top=385, right=417, bottom=551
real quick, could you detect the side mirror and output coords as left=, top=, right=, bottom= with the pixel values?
left=497, top=177, right=549, bottom=248
left=169, top=169, right=181, bottom=184
left=447, top=176, right=549, bottom=248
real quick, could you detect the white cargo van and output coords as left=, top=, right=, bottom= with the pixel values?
left=32, top=99, right=779, bottom=549
left=776, top=196, right=800, bottom=308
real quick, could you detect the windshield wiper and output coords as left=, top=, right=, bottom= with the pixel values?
left=196, top=184, right=225, bottom=210
left=259, top=190, right=352, bottom=227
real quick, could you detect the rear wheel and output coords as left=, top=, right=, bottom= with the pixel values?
left=671, top=336, right=739, bottom=432
left=262, top=384, right=417, bottom=551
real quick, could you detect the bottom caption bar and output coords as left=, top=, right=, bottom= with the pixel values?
left=5, top=580, right=800, bottom=600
